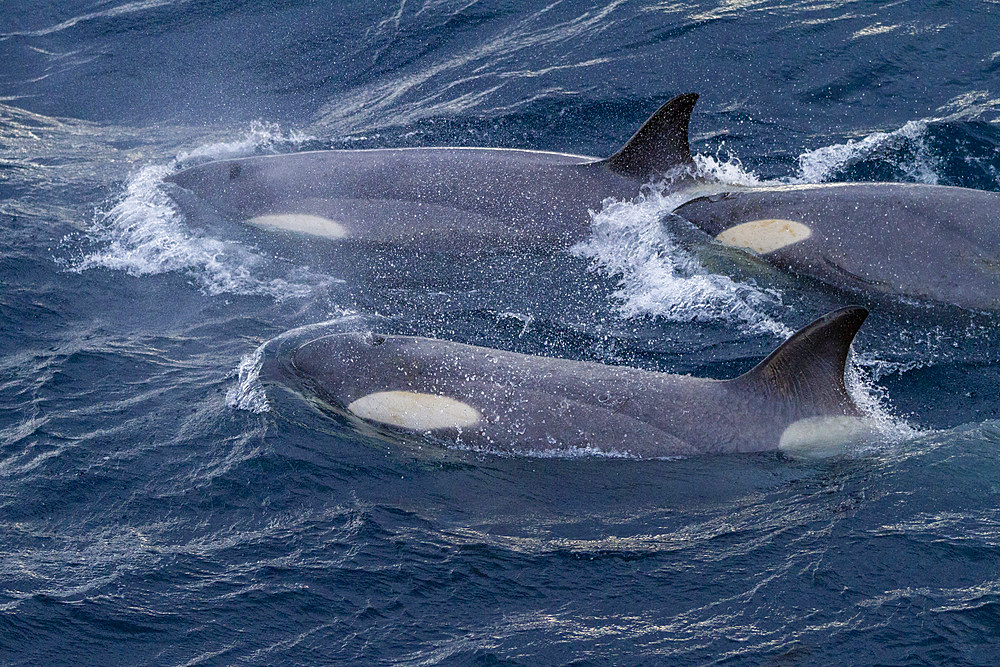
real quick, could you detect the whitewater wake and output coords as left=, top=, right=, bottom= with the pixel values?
left=72, top=123, right=338, bottom=301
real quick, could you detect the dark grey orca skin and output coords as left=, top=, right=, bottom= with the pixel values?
left=270, top=307, right=871, bottom=458
left=167, top=93, right=1000, bottom=309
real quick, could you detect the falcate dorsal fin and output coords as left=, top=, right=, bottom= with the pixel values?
left=729, top=307, right=869, bottom=414
left=600, top=93, right=699, bottom=179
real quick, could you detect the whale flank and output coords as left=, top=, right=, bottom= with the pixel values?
left=274, top=307, right=873, bottom=457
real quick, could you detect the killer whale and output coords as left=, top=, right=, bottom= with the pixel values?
left=673, top=182, right=1000, bottom=310
left=167, top=94, right=1000, bottom=309
left=266, top=307, right=875, bottom=458
left=165, top=95, right=699, bottom=252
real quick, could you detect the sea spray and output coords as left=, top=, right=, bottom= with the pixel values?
left=793, top=120, right=939, bottom=184
left=572, top=156, right=789, bottom=337
left=73, top=124, right=338, bottom=301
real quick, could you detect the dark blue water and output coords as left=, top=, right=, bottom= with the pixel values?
left=3, top=1, right=1000, bottom=664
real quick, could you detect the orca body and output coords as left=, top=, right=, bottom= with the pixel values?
left=674, top=182, right=1000, bottom=310
left=170, top=146, right=639, bottom=251
left=167, top=94, right=1000, bottom=309
left=165, top=95, right=698, bottom=252
left=267, top=307, right=872, bottom=458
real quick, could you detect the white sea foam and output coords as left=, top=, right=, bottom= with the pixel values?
left=316, top=2, right=625, bottom=133
left=448, top=441, right=641, bottom=460
left=572, top=156, right=789, bottom=337
left=794, top=119, right=939, bottom=184
left=4, top=0, right=185, bottom=38
left=175, top=121, right=314, bottom=165
left=73, top=124, right=334, bottom=301
left=226, top=344, right=271, bottom=414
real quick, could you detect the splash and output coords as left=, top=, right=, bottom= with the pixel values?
left=226, top=344, right=270, bottom=414
left=572, top=156, right=789, bottom=337
left=692, top=152, right=764, bottom=187
left=72, top=124, right=335, bottom=301
left=794, top=119, right=939, bottom=184
left=227, top=312, right=365, bottom=414
left=845, top=353, right=921, bottom=449
left=175, top=121, right=315, bottom=165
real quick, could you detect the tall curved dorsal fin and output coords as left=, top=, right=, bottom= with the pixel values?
left=729, top=307, right=869, bottom=414
left=600, top=93, right=699, bottom=179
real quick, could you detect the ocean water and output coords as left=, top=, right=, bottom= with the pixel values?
left=3, top=1, right=1000, bottom=664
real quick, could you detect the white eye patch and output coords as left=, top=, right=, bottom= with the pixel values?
left=348, top=391, right=481, bottom=430
left=715, top=219, right=811, bottom=254
left=246, top=214, right=349, bottom=239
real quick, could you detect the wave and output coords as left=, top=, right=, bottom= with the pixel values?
left=314, top=2, right=626, bottom=134
left=174, top=121, right=315, bottom=166
left=790, top=102, right=1000, bottom=189
left=226, top=343, right=271, bottom=414
left=793, top=119, right=939, bottom=184
left=1, top=0, right=187, bottom=38
left=226, top=312, right=365, bottom=414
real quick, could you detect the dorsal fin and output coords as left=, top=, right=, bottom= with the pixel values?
left=729, top=307, right=869, bottom=414
left=600, top=93, right=699, bottom=179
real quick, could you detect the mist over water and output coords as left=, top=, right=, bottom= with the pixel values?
left=3, top=1, right=1000, bottom=664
